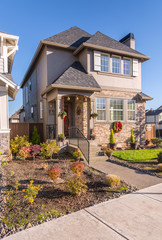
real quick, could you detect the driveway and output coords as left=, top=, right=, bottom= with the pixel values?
left=4, top=183, right=162, bottom=240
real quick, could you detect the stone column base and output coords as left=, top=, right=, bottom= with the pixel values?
left=0, top=132, right=10, bottom=153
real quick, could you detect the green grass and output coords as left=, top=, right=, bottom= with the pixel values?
left=113, top=149, right=162, bottom=161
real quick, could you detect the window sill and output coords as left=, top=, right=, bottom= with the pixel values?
left=98, top=71, right=134, bottom=79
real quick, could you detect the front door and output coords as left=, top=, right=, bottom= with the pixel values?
left=64, top=103, right=70, bottom=136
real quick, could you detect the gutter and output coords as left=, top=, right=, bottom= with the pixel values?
left=41, top=84, right=101, bottom=96
left=73, top=43, right=150, bottom=62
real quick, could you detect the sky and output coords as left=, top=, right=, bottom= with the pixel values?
left=0, top=0, right=162, bottom=116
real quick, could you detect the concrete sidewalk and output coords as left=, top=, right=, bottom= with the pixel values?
left=4, top=183, right=162, bottom=240
left=90, top=160, right=162, bottom=189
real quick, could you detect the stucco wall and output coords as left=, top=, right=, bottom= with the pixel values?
left=87, top=50, right=141, bottom=91
left=47, top=47, right=77, bottom=85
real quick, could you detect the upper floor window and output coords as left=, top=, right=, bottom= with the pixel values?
left=96, top=98, right=106, bottom=121
left=31, top=106, right=34, bottom=118
left=29, top=79, right=32, bottom=91
left=123, top=59, right=130, bottom=75
left=127, top=100, right=136, bottom=121
left=25, top=85, right=28, bottom=104
left=101, top=54, right=109, bottom=72
left=112, top=56, right=121, bottom=74
left=110, top=99, right=124, bottom=121
left=40, top=101, right=43, bottom=119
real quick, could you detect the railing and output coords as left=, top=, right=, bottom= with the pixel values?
left=46, top=124, right=57, bottom=139
left=69, top=127, right=90, bottom=164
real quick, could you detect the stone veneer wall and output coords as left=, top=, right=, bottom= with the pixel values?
left=94, top=90, right=146, bottom=146
left=0, top=133, right=10, bottom=153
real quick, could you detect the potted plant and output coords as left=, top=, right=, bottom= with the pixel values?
left=58, top=133, right=65, bottom=142
left=109, top=129, right=115, bottom=149
left=130, top=129, right=136, bottom=149
left=90, top=129, right=96, bottom=140
left=73, top=151, right=82, bottom=161
left=58, top=111, right=67, bottom=119
left=90, top=113, right=98, bottom=119
left=105, top=148, right=114, bottom=159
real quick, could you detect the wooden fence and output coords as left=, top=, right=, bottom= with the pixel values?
left=9, top=123, right=44, bottom=142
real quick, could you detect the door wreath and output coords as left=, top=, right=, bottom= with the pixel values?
left=113, top=121, right=123, bottom=132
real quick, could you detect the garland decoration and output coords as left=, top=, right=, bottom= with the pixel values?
left=113, top=121, right=123, bottom=132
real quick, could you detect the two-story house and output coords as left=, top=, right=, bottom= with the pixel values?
left=146, top=106, right=162, bottom=138
left=0, top=31, right=19, bottom=152
left=20, top=26, right=152, bottom=146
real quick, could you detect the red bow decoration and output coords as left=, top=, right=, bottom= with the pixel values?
left=116, top=121, right=122, bottom=132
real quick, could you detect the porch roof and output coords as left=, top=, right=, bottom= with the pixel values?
left=41, top=61, right=101, bottom=96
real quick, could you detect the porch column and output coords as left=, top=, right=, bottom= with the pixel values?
left=56, top=96, right=64, bottom=138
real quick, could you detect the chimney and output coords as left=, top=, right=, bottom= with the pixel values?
left=119, top=33, right=135, bottom=49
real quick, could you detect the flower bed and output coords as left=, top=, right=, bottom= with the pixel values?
left=0, top=153, right=136, bottom=238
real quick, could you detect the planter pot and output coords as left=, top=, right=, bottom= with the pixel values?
left=130, top=143, right=136, bottom=150
left=60, top=138, right=64, bottom=142
left=91, top=135, right=96, bottom=140
left=110, top=143, right=116, bottom=150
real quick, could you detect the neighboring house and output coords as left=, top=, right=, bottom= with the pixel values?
left=20, top=26, right=152, bottom=146
left=9, top=106, right=23, bottom=123
left=146, top=106, right=162, bottom=137
left=0, top=31, right=19, bottom=152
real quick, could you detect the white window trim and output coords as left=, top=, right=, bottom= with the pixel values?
left=96, top=98, right=107, bottom=122
left=127, top=100, right=136, bottom=122
left=112, top=55, right=121, bottom=74
left=109, top=98, right=124, bottom=122
left=40, top=101, right=43, bottom=119
left=100, top=53, right=110, bottom=73
left=123, top=57, right=131, bottom=76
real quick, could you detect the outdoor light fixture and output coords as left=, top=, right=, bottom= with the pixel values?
left=67, top=96, right=70, bottom=101
left=76, top=96, right=79, bottom=101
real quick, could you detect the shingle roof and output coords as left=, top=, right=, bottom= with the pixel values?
left=9, top=106, right=23, bottom=120
left=44, top=26, right=92, bottom=48
left=146, top=108, right=162, bottom=116
left=53, top=61, right=100, bottom=89
left=86, top=31, right=145, bottom=57
left=138, top=92, right=153, bottom=101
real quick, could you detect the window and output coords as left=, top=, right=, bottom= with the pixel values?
left=40, top=101, right=43, bottom=119
left=127, top=100, right=136, bottom=121
left=123, top=59, right=130, bottom=75
left=23, top=112, right=25, bottom=122
left=110, top=99, right=124, bottom=121
left=112, top=56, right=121, bottom=74
left=96, top=98, right=106, bottom=121
left=101, top=54, right=109, bottom=72
left=25, top=85, right=28, bottom=104
left=29, top=79, right=32, bottom=91
left=31, top=106, right=34, bottom=118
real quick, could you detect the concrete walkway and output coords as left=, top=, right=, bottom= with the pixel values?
left=90, top=159, right=162, bottom=189
left=4, top=183, right=162, bottom=240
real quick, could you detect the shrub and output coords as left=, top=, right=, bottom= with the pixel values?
left=158, top=152, right=162, bottom=163
left=41, top=163, right=48, bottom=169
left=22, top=180, right=43, bottom=204
left=70, top=161, right=84, bottom=176
left=31, top=126, right=41, bottom=145
left=130, top=129, right=135, bottom=143
left=10, top=135, right=31, bottom=155
left=151, top=138, right=162, bottom=146
left=110, top=129, right=115, bottom=144
left=105, top=174, right=121, bottom=187
left=30, top=145, right=41, bottom=160
left=157, top=163, right=162, bottom=171
left=1, top=161, right=8, bottom=165
left=17, top=146, right=31, bottom=160
left=65, top=176, right=87, bottom=196
left=41, top=140, right=60, bottom=159
left=48, top=167, right=62, bottom=182
left=72, top=151, right=82, bottom=159
left=59, top=133, right=65, bottom=139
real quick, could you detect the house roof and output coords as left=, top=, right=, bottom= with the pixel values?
left=1, top=73, right=14, bottom=82
left=10, top=106, right=23, bottom=120
left=0, top=73, right=19, bottom=98
left=138, top=92, right=153, bottom=101
left=146, top=107, right=162, bottom=116
left=44, top=26, right=92, bottom=48
left=53, top=61, right=101, bottom=89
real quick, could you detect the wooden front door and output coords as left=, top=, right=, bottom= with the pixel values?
left=64, top=103, right=70, bottom=136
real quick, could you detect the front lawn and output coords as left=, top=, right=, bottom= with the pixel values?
left=113, top=149, right=162, bottom=161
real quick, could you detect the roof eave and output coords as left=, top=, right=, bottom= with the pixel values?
left=41, top=84, right=101, bottom=96
left=74, top=43, right=150, bottom=62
